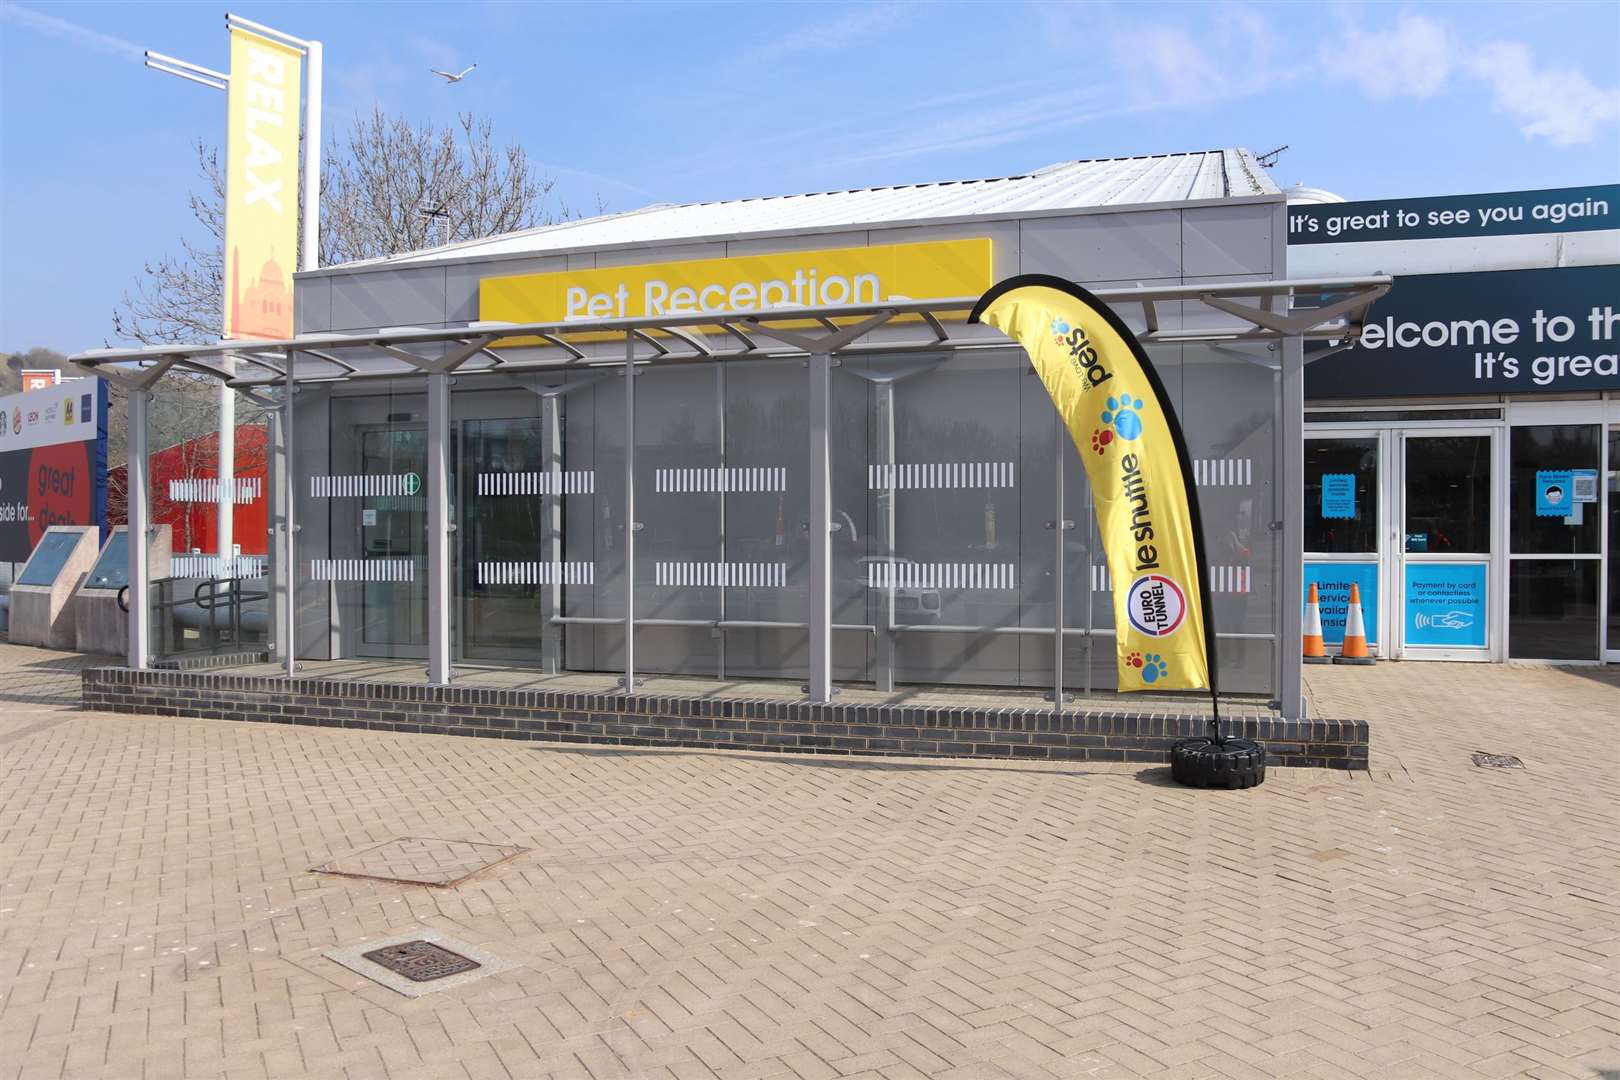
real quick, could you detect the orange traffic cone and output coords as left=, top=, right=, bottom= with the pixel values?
left=1303, top=583, right=1330, bottom=664
left=1334, top=583, right=1376, bottom=665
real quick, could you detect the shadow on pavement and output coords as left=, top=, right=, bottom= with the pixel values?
left=528, top=742, right=1096, bottom=778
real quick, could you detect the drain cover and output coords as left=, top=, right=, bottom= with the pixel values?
left=1472, top=751, right=1525, bottom=769
left=361, top=940, right=480, bottom=982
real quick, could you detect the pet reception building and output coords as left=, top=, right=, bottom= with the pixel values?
left=74, top=149, right=1389, bottom=763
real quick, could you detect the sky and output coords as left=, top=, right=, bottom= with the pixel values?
left=1, top=0, right=1617, bottom=354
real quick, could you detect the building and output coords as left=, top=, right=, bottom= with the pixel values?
left=77, top=149, right=1389, bottom=728
left=1291, top=184, right=1619, bottom=663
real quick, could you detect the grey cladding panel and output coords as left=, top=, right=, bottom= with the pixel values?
left=725, top=232, right=868, bottom=256
left=595, top=242, right=726, bottom=268
left=330, top=267, right=448, bottom=331
left=445, top=256, right=568, bottom=323
left=1182, top=204, right=1274, bottom=278
left=1018, top=211, right=1181, bottom=283
left=295, top=277, right=332, bottom=334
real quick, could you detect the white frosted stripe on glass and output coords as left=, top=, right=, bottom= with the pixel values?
left=309, top=474, right=422, bottom=499
left=1091, top=565, right=1252, bottom=594
left=166, top=477, right=263, bottom=504
left=477, top=470, right=595, bottom=496
left=170, top=554, right=267, bottom=578
left=1192, top=458, right=1253, bottom=487
left=653, top=466, right=787, bottom=493
left=309, top=558, right=415, bottom=582
left=867, top=461, right=1015, bottom=490
left=653, top=561, right=787, bottom=587
left=474, top=561, right=593, bottom=585
left=864, top=562, right=1016, bottom=590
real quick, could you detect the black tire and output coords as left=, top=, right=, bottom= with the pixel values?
left=1170, top=736, right=1266, bottom=789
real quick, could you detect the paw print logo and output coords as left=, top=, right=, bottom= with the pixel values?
left=1101, top=393, right=1146, bottom=440
left=1050, top=317, right=1069, bottom=345
left=1126, top=651, right=1145, bottom=669
left=1141, top=653, right=1170, bottom=684
left=1090, top=428, right=1113, bottom=454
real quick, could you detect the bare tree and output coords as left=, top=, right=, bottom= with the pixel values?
left=114, top=108, right=567, bottom=345
left=321, top=108, right=558, bottom=263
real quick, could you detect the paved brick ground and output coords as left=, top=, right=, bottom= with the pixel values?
left=2, top=643, right=1617, bottom=1079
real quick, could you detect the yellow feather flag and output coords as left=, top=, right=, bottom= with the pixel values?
left=970, top=276, right=1215, bottom=693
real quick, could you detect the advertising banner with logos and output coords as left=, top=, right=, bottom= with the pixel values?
left=1305, top=265, right=1619, bottom=398
left=0, top=381, right=108, bottom=562
left=223, top=26, right=302, bottom=339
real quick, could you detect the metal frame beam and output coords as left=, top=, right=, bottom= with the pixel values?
left=426, top=371, right=453, bottom=684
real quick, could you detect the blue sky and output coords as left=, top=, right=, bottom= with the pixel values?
left=2, top=0, right=1617, bottom=354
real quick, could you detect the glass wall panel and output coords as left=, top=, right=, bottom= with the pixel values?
left=1405, top=435, right=1491, bottom=554
left=1180, top=343, right=1277, bottom=697
left=1608, top=428, right=1619, bottom=655
left=1511, top=424, right=1601, bottom=554
left=1305, top=437, right=1378, bottom=553
left=866, top=349, right=1025, bottom=688
left=456, top=384, right=548, bottom=664
left=146, top=375, right=275, bottom=662
left=1509, top=559, right=1599, bottom=660
left=635, top=364, right=721, bottom=676
left=720, top=358, right=812, bottom=680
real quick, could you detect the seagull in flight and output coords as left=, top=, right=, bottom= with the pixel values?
left=430, top=64, right=477, bottom=84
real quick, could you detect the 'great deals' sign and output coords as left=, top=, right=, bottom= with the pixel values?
left=0, top=380, right=107, bottom=561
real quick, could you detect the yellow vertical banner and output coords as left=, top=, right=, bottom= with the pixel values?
left=224, top=27, right=302, bottom=339
left=971, top=275, right=1216, bottom=694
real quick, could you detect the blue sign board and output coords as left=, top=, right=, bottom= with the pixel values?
left=1320, top=473, right=1356, bottom=519
left=1536, top=470, right=1573, bottom=516
left=1288, top=185, right=1619, bottom=244
left=1305, top=265, right=1620, bottom=397
left=1304, top=562, right=1378, bottom=647
left=1404, top=563, right=1487, bottom=649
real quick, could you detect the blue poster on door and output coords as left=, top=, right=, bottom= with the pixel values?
left=1320, top=473, right=1356, bottom=519
left=1304, top=562, right=1379, bottom=647
left=1404, top=563, right=1487, bottom=648
left=1536, top=470, right=1573, bottom=516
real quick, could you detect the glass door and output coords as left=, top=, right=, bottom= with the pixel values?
left=1304, top=431, right=1386, bottom=657
left=1609, top=427, right=1620, bottom=662
left=1395, top=429, right=1496, bottom=660
left=357, top=426, right=430, bottom=655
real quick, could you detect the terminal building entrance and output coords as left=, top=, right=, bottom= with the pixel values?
left=1306, top=401, right=1619, bottom=664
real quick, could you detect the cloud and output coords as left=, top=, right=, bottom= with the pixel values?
left=1468, top=41, right=1620, bottom=147
left=738, top=2, right=912, bottom=66
left=1319, top=8, right=1619, bottom=145
left=1320, top=11, right=1452, bottom=99
left=0, top=2, right=146, bottom=61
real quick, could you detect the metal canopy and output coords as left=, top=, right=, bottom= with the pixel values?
left=96, top=272, right=1389, bottom=719
left=70, top=275, right=1391, bottom=389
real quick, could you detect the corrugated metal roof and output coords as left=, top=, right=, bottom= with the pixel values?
left=341, top=149, right=1278, bottom=270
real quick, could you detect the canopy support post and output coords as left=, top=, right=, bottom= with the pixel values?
left=127, top=388, right=151, bottom=671
left=426, top=370, right=453, bottom=685
left=807, top=352, right=833, bottom=704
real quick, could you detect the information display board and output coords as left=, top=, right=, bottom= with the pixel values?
left=0, top=381, right=108, bottom=562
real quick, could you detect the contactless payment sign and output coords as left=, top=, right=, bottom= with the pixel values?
left=1404, top=563, right=1486, bottom=648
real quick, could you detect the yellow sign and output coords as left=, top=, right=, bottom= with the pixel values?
left=480, top=238, right=992, bottom=325
left=971, top=276, right=1215, bottom=693
left=224, top=27, right=302, bottom=339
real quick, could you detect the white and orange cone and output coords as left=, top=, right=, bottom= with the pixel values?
left=1333, top=582, right=1376, bottom=665
left=1303, top=583, right=1330, bottom=664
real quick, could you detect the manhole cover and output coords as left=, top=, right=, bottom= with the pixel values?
left=325, top=929, right=515, bottom=998
left=1471, top=752, right=1525, bottom=769
left=311, top=836, right=527, bottom=887
left=361, top=940, right=480, bottom=982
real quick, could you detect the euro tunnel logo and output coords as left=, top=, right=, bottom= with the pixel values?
left=404, top=472, right=422, bottom=496
left=1126, top=573, right=1187, bottom=638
